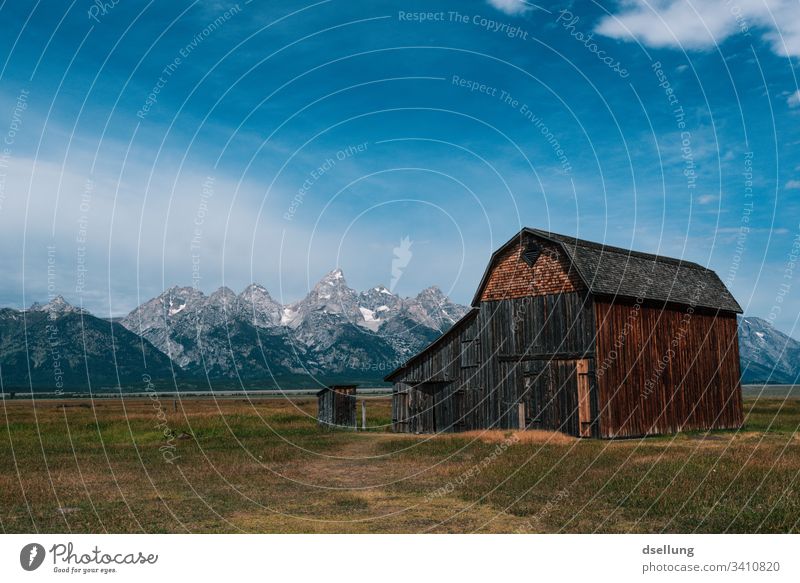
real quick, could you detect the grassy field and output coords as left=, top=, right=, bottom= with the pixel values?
left=1, top=395, right=799, bottom=533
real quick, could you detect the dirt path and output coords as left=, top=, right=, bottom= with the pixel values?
left=223, top=433, right=534, bottom=533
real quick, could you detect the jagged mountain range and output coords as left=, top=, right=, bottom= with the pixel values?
left=0, top=271, right=798, bottom=390
left=1, top=269, right=467, bottom=389
left=120, top=268, right=465, bottom=382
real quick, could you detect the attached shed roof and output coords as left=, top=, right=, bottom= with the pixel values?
left=384, top=309, right=478, bottom=382
left=472, top=229, right=742, bottom=313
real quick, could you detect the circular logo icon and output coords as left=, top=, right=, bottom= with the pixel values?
left=20, top=543, right=46, bottom=571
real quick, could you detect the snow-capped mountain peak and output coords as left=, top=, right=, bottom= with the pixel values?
left=115, top=273, right=468, bottom=378
left=292, top=268, right=361, bottom=319
left=238, top=283, right=282, bottom=327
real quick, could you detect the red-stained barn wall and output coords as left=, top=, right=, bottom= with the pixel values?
left=593, top=297, right=743, bottom=438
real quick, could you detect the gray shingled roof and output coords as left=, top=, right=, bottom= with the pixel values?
left=390, top=229, right=742, bottom=382
left=528, top=229, right=742, bottom=313
left=470, top=229, right=741, bottom=313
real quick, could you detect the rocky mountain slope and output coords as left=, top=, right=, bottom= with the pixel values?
left=0, top=297, right=176, bottom=389
left=738, top=316, right=800, bottom=384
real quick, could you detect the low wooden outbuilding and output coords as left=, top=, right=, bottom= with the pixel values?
left=317, top=384, right=357, bottom=429
left=386, top=228, right=743, bottom=438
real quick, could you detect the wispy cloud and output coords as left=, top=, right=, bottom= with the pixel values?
left=788, top=90, right=800, bottom=108
left=595, top=0, right=800, bottom=57
left=486, top=0, right=531, bottom=16
left=786, top=179, right=800, bottom=189
left=697, top=194, right=719, bottom=204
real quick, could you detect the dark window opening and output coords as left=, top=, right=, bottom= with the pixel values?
left=522, top=241, right=541, bottom=266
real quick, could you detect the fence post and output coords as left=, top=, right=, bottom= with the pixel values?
left=362, top=401, right=367, bottom=430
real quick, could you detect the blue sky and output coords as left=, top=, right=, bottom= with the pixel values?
left=0, top=0, right=798, bottom=335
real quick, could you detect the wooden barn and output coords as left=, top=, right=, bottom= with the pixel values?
left=317, top=384, right=357, bottom=429
left=386, top=229, right=743, bottom=438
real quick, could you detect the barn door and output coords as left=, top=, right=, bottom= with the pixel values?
left=393, top=390, right=409, bottom=432
left=576, top=359, right=592, bottom=437
left=522, top=362, right=551, bottom=429
left=521, top=359, right=593, bottom=436
left=412, top=383, right=438, bottom=433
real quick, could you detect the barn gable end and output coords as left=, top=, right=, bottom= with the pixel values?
left=477, top=234, right=585, bottom=303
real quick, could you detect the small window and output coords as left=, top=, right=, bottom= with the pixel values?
left=460, top=338, right=480, bottom=368
left=522, top=241, right=541, bottom=266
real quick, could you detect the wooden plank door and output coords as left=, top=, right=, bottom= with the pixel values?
left=393, top=390, right=409, bottom=432
left=523, top=363, right=550, bottom=429
left=576, top=359, right=592, bottom=437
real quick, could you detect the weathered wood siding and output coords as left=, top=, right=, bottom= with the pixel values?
left=389, top=314, right=478, bottom=385
left=317, top=387, right=356, bottom=429
left=390, top=315, right=486, bottom=433
left=392, top=234, right=598, bottom=436
left=479, top=292, right=596, bottom=431
left=475, top=234, right=595, bottom=432
left=594, top=298, right=743, bottom=437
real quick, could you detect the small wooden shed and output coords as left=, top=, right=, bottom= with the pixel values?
left=317, top=384, right=357, bottom=429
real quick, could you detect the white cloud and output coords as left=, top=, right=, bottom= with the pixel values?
left=785, top=179, right=800, bottom=189
left=0, top=153, right=308, bottom=314
left=487, top=0, right=531, bottom=16
left=788, top=90, right=800, bottom=108
left=697, top=194, right=719, bottom=204
left=595, top=0, right=800, bottom=58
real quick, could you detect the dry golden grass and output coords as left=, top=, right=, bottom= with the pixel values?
left=1, top=396, right=798, bottom=533
left=452, top=429, right=578, bottom=445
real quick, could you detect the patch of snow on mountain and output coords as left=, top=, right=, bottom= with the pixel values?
left=281, top=307, right=299, bottom=326
left=169, top=302, right=186, bottom=316
left=357, top=306, right=382, bottom=331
